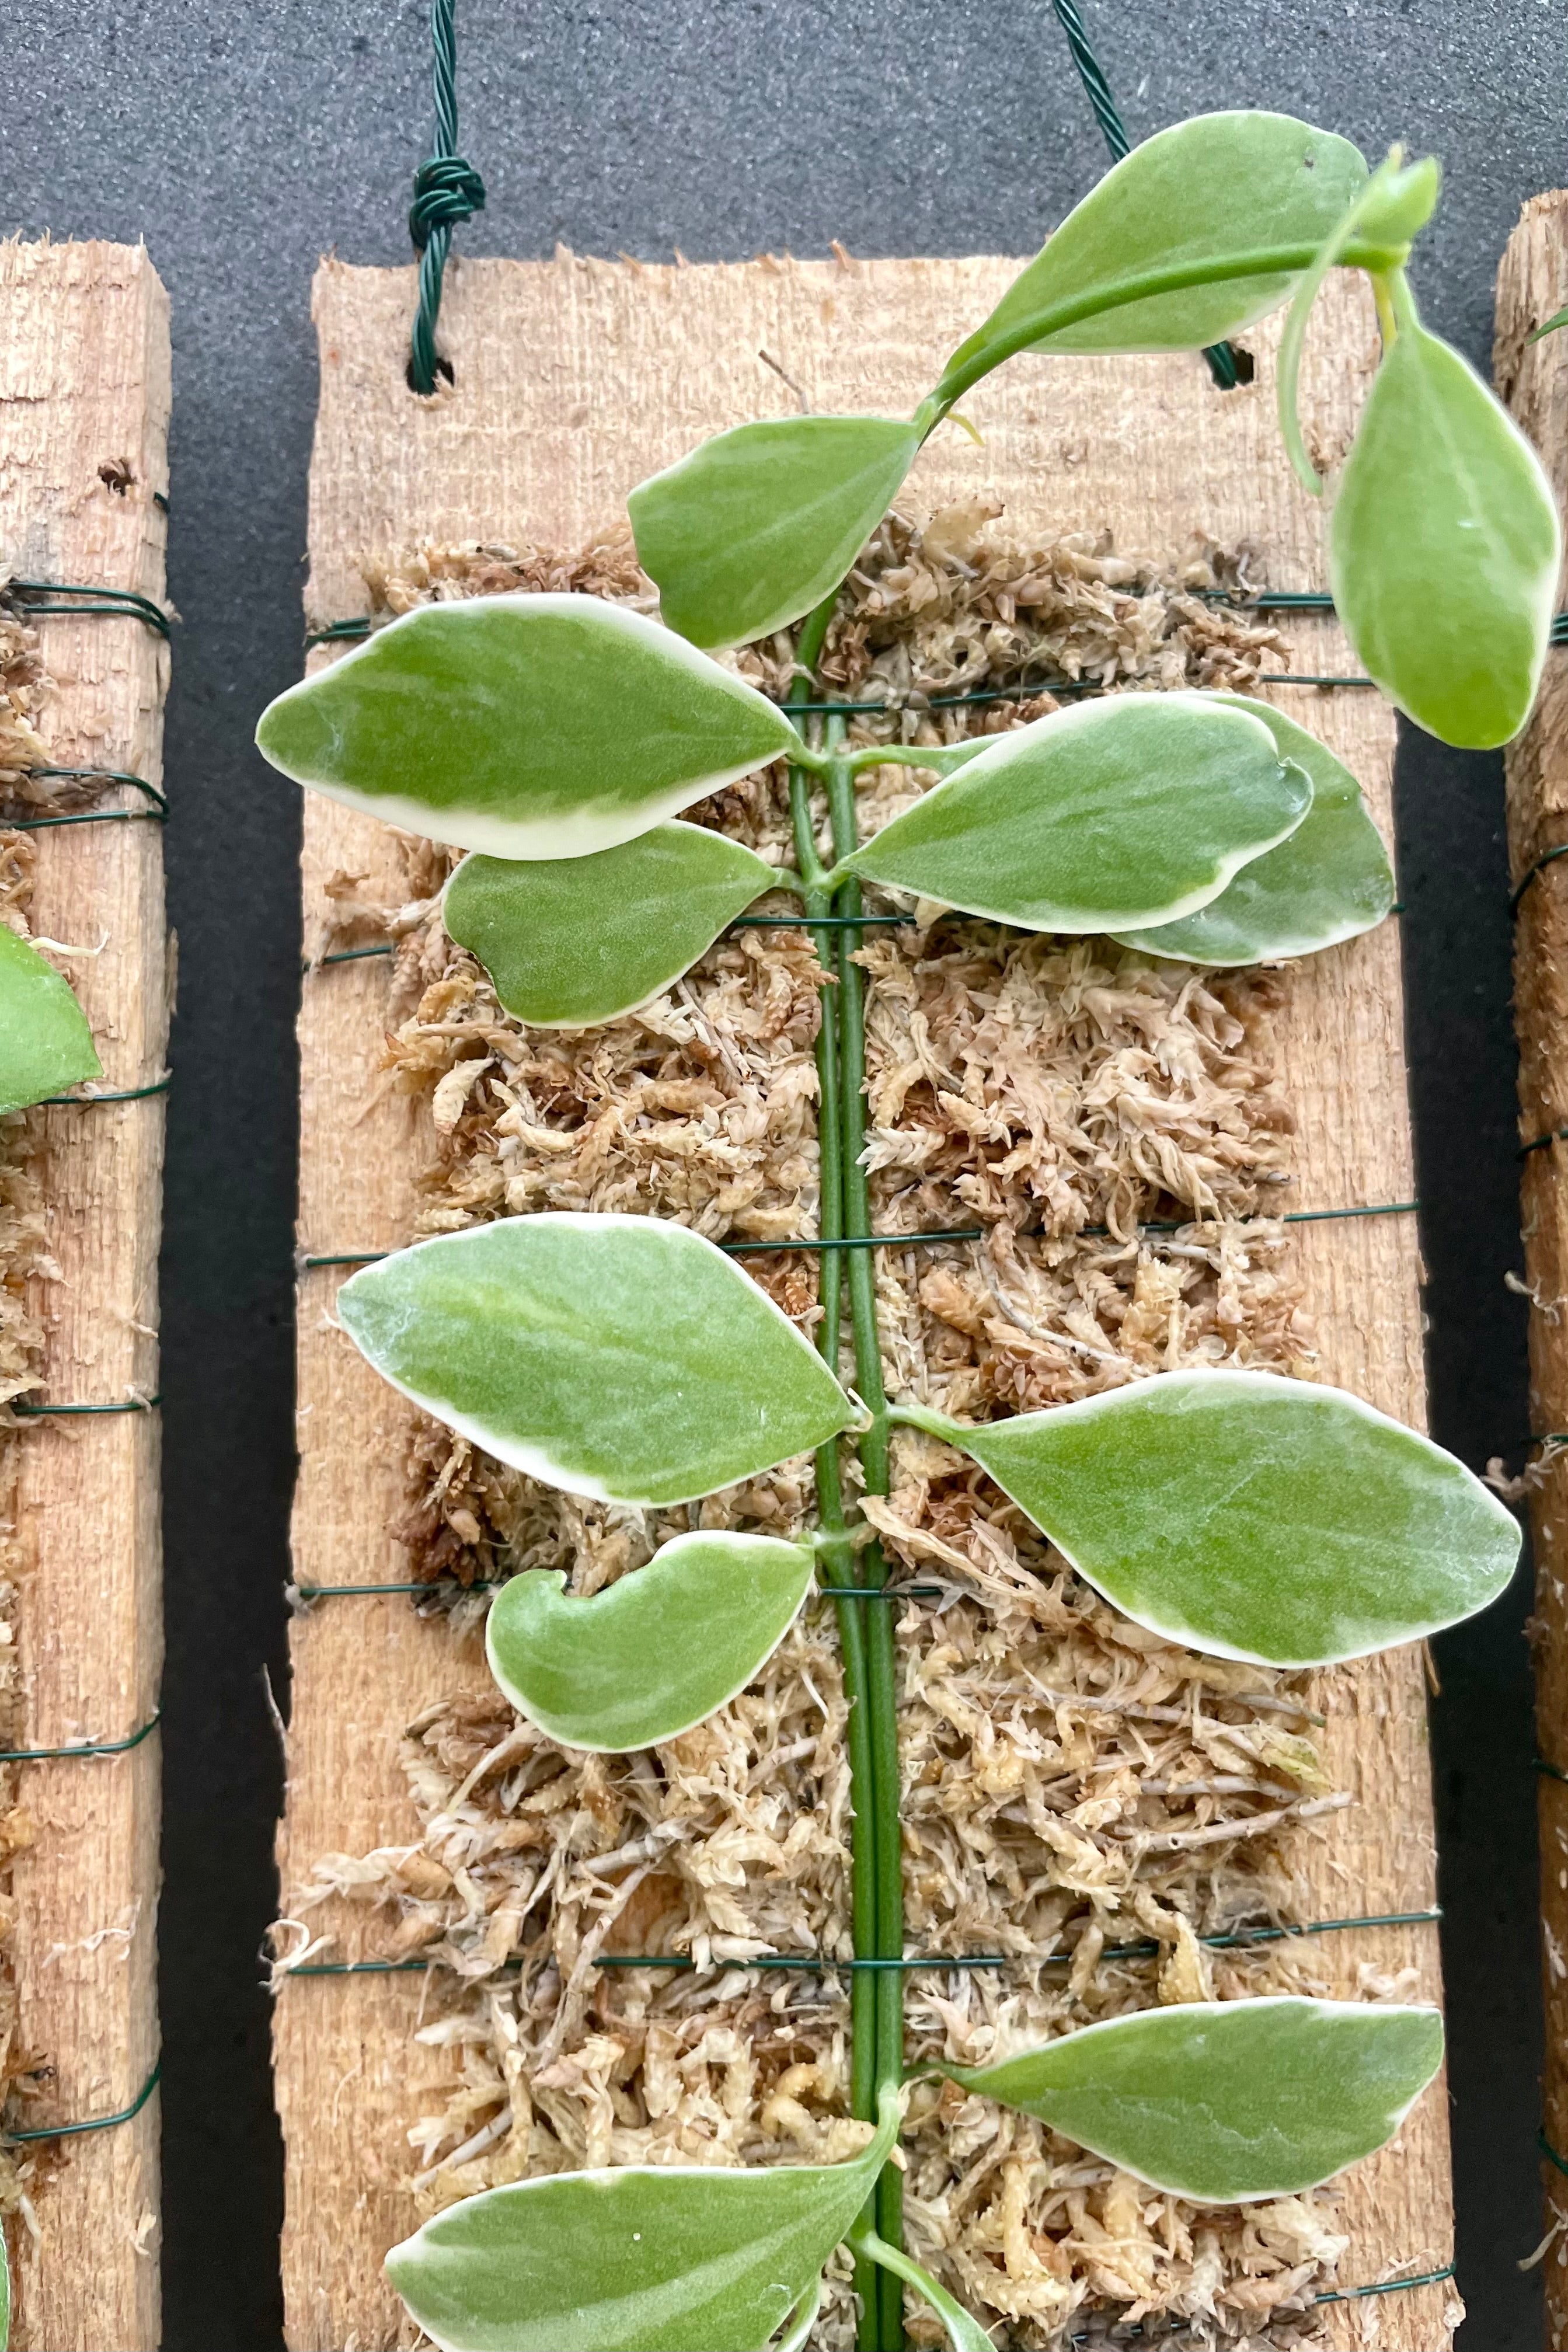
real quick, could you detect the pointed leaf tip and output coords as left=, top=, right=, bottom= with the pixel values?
left=947, top=1367, right=1517, bottom=1665
left=338, top=1214, right=855, bottom=1508
left=486, top=1533, right=816, bottom=1750
left=386, top=2091, right=897, bottom=2350
left=256, top=594, right=799, bottom=857
left=942, top=1997, right=1443, bottom=2201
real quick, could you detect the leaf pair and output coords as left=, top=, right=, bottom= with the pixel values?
left=450, top=684, right=1386, bottom=1024
left=0, top=927, right=100, bottom=1113
left=840, top=691, right=1393, bottom=969
left=385, top=2000, right=1442, bottom=2351
left=260, top=595, right=1395, bottom=1028
left=445, top=687, right=1334, bottom=1030
left=339, top=1217, right=1516, bottom=1704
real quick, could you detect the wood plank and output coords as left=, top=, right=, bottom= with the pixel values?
left=278, top=250, right=1454, bottom=2350
left=1497, top=192, right=1568, bottom=2352
left=0, top=241, right=169, bottom=2351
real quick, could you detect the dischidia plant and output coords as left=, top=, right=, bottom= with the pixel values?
left=259, top=111, right=1548, bottom=2352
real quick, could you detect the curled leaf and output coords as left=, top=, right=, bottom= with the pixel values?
left=901, top=1367, right=1518, bottom=1665
left=1330, top=298, right=1562, bottom=748
left=936, top=113, right=1368, bottom=398
left=0, top=928, right=100, bottom=1113
left=486, top=1534, right=816, bottom=1751
left=443, top=825, right=779, bottom=1027
left=256, top=595, right=799, bottom=857
left=842, top=693, right=1309, bottom=931
left=939, top=1998, right=1444, bottom=2202
left=630, top=416, right=921, bottom=650
left=1276, top=148, right=1442, bottom=493
left=337, top=1214, right=855, bottom=1508
left=1111, top=696, right=1393, bottom=964
left=385, top=2088, right=898, bottom=2351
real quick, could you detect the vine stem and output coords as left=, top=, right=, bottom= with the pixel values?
left=825, top=716, right=907, bottom=2352
left=786, top=602, right=883, bottom=2346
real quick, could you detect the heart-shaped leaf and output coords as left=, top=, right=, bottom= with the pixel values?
left=1330, top=306, right=1561, bottom=748
left=0, top=928, right=100, bottom=1114
left=385, top=2087, right=898, bottom=2352
left=255, top=595, right=800, bottom=858
left=486, top=1533, right=816, bottom=1750
left=935, top=113, right=1368, bottom=399
left=443, top=825, right=779, bottom=1027
left=1111, top=696, right=1393, bottom=963
left=630, top=416, right=921, bottom=651
left=842, top=694, right=1310, bottom=932
left=338, top=1214, right=855, bottom=1508
left=900, top=1368, right=1518, bottom=1665
left=939, top=1997, right=1443, bottom=2202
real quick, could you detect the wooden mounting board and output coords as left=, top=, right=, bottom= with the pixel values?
left=279, top=249, right=1455, bottom=2350
left=1497, top=193, right=1568, bottom=2352
left=0, top=240, right=169, bottom=2352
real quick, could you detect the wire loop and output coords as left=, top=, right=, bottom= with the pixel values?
left=12, top=1393, right=159, bottom=1417
left=2, top=580, right=170, bottom=639
left=0, top=1709, right=160, bottom=1764
left=5, top=769, right=167, bottom=831
left=1048, top=0, right=1239, bottom=391
left=4, top=2059, right=160, bottom=2145
left=407, top=0, right=485, bottom=394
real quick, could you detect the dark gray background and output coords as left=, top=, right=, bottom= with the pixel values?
left=3, top=2, right=1564, bottom=2343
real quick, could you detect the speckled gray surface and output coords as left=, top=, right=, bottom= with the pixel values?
left=1, top=5, right=1564, bottom=2345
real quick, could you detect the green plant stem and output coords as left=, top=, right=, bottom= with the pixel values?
left=917, top=235, right=1407, bottom=419
left=825, top=720, right=906, bottom=2350
left=786, top=598, right=883, bottom=2345
left=846, top=2222, right=990, bottom=2352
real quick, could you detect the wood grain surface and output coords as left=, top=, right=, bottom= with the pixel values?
left=1497, top=191, right=1568, bottom=2352
left=278, top=251, right=1456, bottom=2350
left=0, top=239, right=169, bottom=2352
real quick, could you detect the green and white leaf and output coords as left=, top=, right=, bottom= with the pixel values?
left=338, top=1214, right=855, bottom=1509
left=385, top=2088, right=898, bottom=2352
left=936, top=113, right=1368, bottom=395
left=443, top=826, right=778, bottom=1027
left=486, top=1533, right=816, bottom=1750
left=1330, top=301, right=1562, bottom=748
left=1111, top=697, right=1393, bottom=963
left=842, top=693, right=1311, bottom=932
left=255, top=595, right=800, bottom=858
left=901, top=1367, right=1518, bottom=1665
left=0, top=926, right=100, bottom=1114
left=629, top=416, right=921, bottom=650
left=938, top=1998, right=1443, bottom=2203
